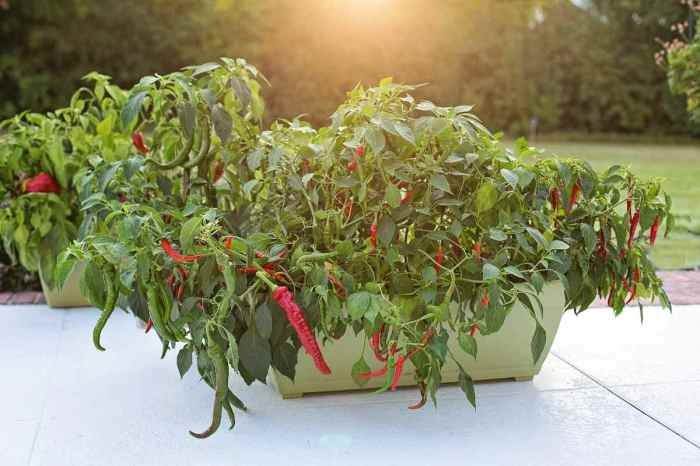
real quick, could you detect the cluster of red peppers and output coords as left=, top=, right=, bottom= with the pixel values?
left=346, top=145, right=364, bottom=172
left=361, top=326, right=434, bottom=395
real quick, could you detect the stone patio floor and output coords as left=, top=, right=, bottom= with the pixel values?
left=1, top=300, right=700, bottom=466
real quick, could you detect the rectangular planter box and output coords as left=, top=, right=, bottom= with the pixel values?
left=39, top=262, right=91, bottom=308
left=269, top=283, right=565, bottom=398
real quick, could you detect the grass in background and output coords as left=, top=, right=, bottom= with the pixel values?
left=533, top=141, right=700, bottom=270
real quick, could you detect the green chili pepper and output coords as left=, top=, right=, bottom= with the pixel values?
left=189, top=323, right=229, bottom=439
left=183, top=116, right=211, bottom=169
left=145, top=125, right=196, bottom=170
left=92, top=275, right=117, bottom=352
left=146, top=286, right=177, bottom=342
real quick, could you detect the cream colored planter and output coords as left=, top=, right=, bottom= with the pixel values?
left=39, top=262, right=91, bottom=308
left=269, top=283, right=565, bottom=398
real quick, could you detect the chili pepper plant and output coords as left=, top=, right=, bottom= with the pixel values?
left=0, top=74, right=128, bottom=289
left=57, top=61, right=672, bottom=439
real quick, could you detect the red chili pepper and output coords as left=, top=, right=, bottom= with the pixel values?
left=118, top=192, right=127, bottom=203
left=255, top=251, right=267, bottom=260
left=370, top=223, right=378, bottom=248
left=359, top=365, right=388, bottom=380
left=619, top=248, right=627, bottom=259
left=347, top=160, right=358, bottom=172
left=369, top=327, right=386, bottom=362
left=469, top=323, right=479, bottom=337
left=131, top=131, right=149, bottom=155
left=239, top=267, right=258, bottom=274
left=390, top=355, right=407, bottom=391
left=272, top=287, right=331, bottom=374
left=649, top=216, right=660, bottom=246
left=161, top=239, right=203, bottom=263
left=145, top=319, right=153, bottom=334
left=628, top=208, right=640, bottom=249
left=328, top=274, right=347, bottom=299
left=452, top=243, right=462, bottom=258
left=196, top=301, right=206, bottom=311
left=596, top=229, right=607, bottom=259
left=567, top=181, right=581, bottom=213
left=401, top=190, right=413, bottom=205
left=472, top=242, right=481, bottom=260
left=213, top=161, right=225, bottom=183
left=550, top=188, right=559, bottom=211
left=223, top=236, right=234, bottom=249
left=355, top=145, right=365, bottom=158
left=22, top=172, right=60, bottom=194
left=480, top=290, right=490, bottom=307
left=434, top=246, right=445, bottom=272
left=301, top=159, right=311, bottom=174
left=167, top=273, right=176, bottom=291
left=633, top=267, right=640, bottom=283
left=176, top=284, right=185, bottom=302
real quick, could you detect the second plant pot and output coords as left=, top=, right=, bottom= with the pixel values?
left=39, top=262, right=91, bottom=308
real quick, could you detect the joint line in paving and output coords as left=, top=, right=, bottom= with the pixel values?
left=552, top=352, right=700, bottom=451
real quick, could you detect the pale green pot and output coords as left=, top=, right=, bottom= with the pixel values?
left=269, top=283, right=566, bottom=398
left=39, top=262, right=91, bottom=308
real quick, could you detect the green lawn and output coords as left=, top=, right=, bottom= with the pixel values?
left=520, top=141, right=700, bottom=270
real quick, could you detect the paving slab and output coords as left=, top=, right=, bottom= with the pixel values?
left=2, top=305, right=699, bottom=466
left=614, top=381, right=700, bottom=447
left=552, top=305, right=700, bottom=386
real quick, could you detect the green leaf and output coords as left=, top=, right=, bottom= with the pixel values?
left=385, top=184, right=401, bottom=208
left=255, top=303, right=273, bottom=339
left=500, top=169, right=519, bottom=189
left=239, top=328, right=271, bottom=382
left=458, top=333, right=478, bottom=358
left=351, top=356, right=371, bottom=387
left=580, top=224, right=596, bottom=254
left=458, top=367, right=476, bottom=408
left=503, top=266, right=525, bottom=279
left=485, top=305, right=509, bottom=333
left=525, top=227, right=546, bottom=249
left=531, top=322, right=547, bottom=363
left=80, top=261, right=106, bottom=308
left=177, top=346, right=193, bottom=378
left=394, top=121, right=415, bottom=145
left=179, top=216, right=201, bottom=252
left=54, top=252, right=77, bottom=290
left=489, top=228, right=507, bottom=242
left=482, top=263, right=500, bottom=281
left=365, top=127, right=386, bottom=153
left=377, top=216, right=396, bottom=246
left=475, top=182, right=498, bottom=212
left=430, top=174, right=452, bottom=194
left=548, top=240, right=569, bottom=251
left=212, top=104, right=233, bottom=143
left=272, top=342, right=297, bottom=380
left=347, top=291, right=372, bottom=320
left=531, top=272, right=545, bottom=293
left=120, top=91, right=147, bottom=129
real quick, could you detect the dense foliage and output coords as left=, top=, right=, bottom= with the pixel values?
left=662, top=1, right=700, bottom=122
left=50, top=59, right=672, bottom=438
left=0, top=75, right=128, bottom=287
left=0, top=0, right=695, bottom=135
